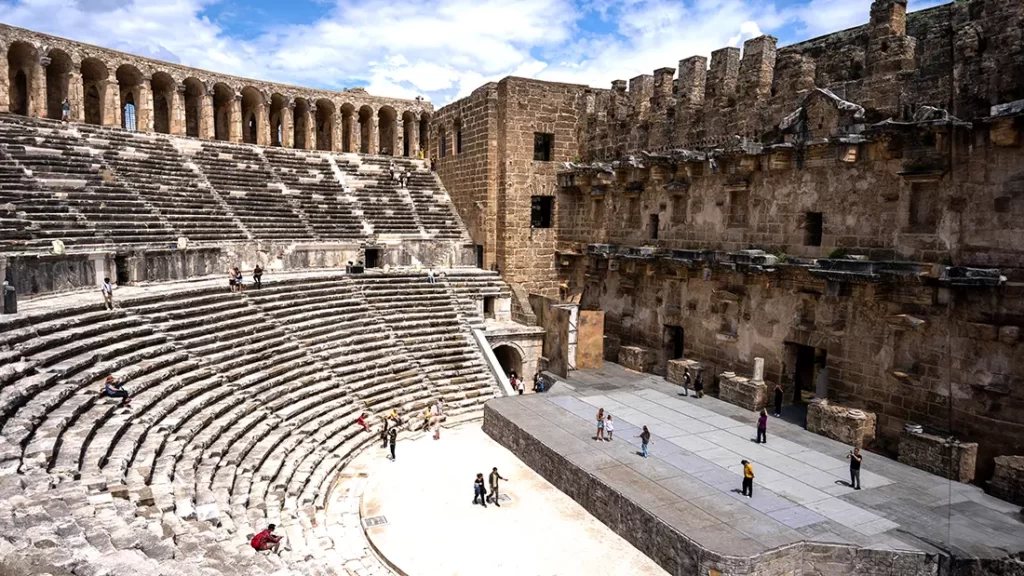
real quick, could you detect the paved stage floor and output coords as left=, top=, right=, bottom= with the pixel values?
left=489, top=363, right=1024, bottom=560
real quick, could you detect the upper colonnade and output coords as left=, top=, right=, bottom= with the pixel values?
left=0, top=24, right=433, bottom=156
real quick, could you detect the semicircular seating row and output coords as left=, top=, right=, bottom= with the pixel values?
left=0, top=270, right=507, bottom=575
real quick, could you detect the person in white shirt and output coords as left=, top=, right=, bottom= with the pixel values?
left=605, top=415, right=614, bottom=441
left=101, top=277, right=114, bottom=310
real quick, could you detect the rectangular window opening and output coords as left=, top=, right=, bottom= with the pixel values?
left=440, top=133, right=447, bottom=158
left=534, top=132, right=554, bottom=162
left=649, top=214, right=659, bottom=239
left=908, top=182, right=938, bottom=233
left=531, top=196, right=554, bottom=228
left=728, top=189, right=749, bottom=227
left=804, top=212, right=823, bottom=246
left=456, top=129, right=463, bottom=154
left=483, top=296, right=495, bottom=319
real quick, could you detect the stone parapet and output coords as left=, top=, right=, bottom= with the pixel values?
left=667, top=359, right=702, bottom=386
left=718, top=371, right=768, bottom=412
left=988, top=456, right=1024, bottom=506
left=898, top=430, right=978, bottom=483
left=806, top=400, right=877, bottom=447
left=618, top=345, right=653, bottom=373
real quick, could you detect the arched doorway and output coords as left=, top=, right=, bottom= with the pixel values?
left=212, top=82, right=234, bottom=141
left=341, top=103, right=355, bottom=152
left=358, top=105, right=373, bottom=154
left=7, top=41, right=38, bottom=116
left=378, top=106, right=396, bottom=156
left=493, top=345, right=523, bottom=381
left=150, top=72, right=176, bottom=134
left=269, top=93, right=287, bottom=147
left=81, top=58, right=109, bottom=126
left=402, top=111, right=415, bottom=157
left=182, top=77, right=204, bottom=138
left=123, top=94, right=137, bottom=131
left=293, top=98, right=310, bottom=149
left=116, top=64, right=144, bottom=131
left=240, top=86, right=264, bottom=145
left=315, top=98, right=335, bottom=151
left=419, top=112, right=431, bottom=158
left=45, top=49, right=72, bottom=120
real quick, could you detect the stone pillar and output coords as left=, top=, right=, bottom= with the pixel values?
left=706, top=47, right=741, bottom=104
left=0, top=48, right=8, bottom=114
left=628, top=74, right=654, bottom=121
left=752, top=357, right=765, bottom=382
left=306, top=105, right=317, bottom=150
left=137, top=77, right=154, bottom=133
left=772, top=52, right=816, bottom=99
left=609, top=80, right=628, bottom=121
left=651, top=67, right=674, bottom=110
left=103, top=79, right=121, bottom=127
left=229, top=94, right=242, bottom=143
left=738, top=35, right=778, bottom=104
left=352, top=118, right=362, bottom=153
left=257, top=102, right=270, bottom=146
left=677, top=56, right=707, bottom=109
left=200, top=88, right=215, bottom=140
left=171, top=85, right=186, bottom=135
left=31, top=56, right=49, bottom=118
left=282, top=103, right=294, bottom=148
left=67, top=69, right=84, bottom=122
left=369, top=116, right=379, bottom=155
left=332, top=111, right=342, bottom=152
left=408, top=119, right=419, bottom=158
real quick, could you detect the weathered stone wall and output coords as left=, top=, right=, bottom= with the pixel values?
left=617, top=345, right=653, bottom=373
left=3, top=253, right=97, bottom=295
left=807, top=400, right=877, bottom=447
left=720, top=371, right=769, bottom=412
left=483, top=402, right=943, bottom=576
left=988, top=456, right=1024, bottom=506
left=898, top=430, right=979, bottom=482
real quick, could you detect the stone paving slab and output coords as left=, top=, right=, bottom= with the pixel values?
left=489, top=362, right=1024, bottom=560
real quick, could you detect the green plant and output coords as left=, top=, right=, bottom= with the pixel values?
left=828, top=248, right=849, bottom=259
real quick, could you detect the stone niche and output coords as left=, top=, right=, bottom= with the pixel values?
left=618, top=345, right=653, bottom=373
left=718, top=371, right=767, bottom=412
left=988, top=456, right=1024, bottom=506
left=806, top=400, right=877, bottom=447
left=898, top=430, right=978, bottom=483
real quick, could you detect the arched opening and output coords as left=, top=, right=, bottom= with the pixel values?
left=150, top=72, right=175, bottom=134
left=419, top=112, right=430, bottom=158
left=378, top=106, right=397, bottom=156
left=358, top=105, right=374, bottom=154
left=212, top=82, right=234, bottom=141
left=182, top=77, right=204, bottom=138
left=240, top=86, right=264, bottom=145
left=7, top=41, right=38, bottom=116
left=81, top=58, right=109, bottom=125
left=402, top=111, right=415, bottom=157
left=45, top=49, right=72, bottom=120
left=454, top=117, right=463, bottom=155
left=340, top=103, right=355, bottom=153
left=493, top=345, right=523, bottom=381
left=293, top=98, right=309, bottom=150
left=315, top=98, right=335, bottom=151
left=269, top=93, right=287, bottom=147
left=116, top=64, right=144, bottom=131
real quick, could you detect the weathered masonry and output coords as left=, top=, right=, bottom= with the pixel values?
left=1, top=25, right=432, bottom=155
left=432, top=0, right=1024, bottom=481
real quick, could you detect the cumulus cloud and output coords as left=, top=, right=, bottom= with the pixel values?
left=0, top=0, right=948, bottom=104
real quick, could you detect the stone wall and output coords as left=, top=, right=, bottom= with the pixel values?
left=617, top=345, right=653, bottom=373
left=719, top=371, right=768, bottom=412
left=988, top=456, right=1024, bottom=506
left=898, top=430, right=978, bottom=483
left=483, top=402, right=943, bottom=576
left=807, top=400, right=877, bottom=448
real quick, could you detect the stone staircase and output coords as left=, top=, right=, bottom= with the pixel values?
left=0, top=269, right=507, bottom=575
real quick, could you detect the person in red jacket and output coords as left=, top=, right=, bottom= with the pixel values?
left=251, top=523, right=282, bottom=553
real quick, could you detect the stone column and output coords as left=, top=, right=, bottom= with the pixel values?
left=0, top=49, right=8, bottom=114
left=352, top=118, right=362, bottom=154
left=408, top=119, right=419, bottom=157
left=306, top=104, right=317, bottom=150
left=137, top=77, right=154, bottom=132
left=369, top=117, right=379, bottom=155
left=282, top=102, right=294, bottom=148
left=200, top=88, right=215, bottom=140
left=32, top=56, right=50, bottom=118
left=229, top=94, right=243, bottom=143
left=753, top=357, right=765, bottom=382
left=257, top=101, right=270, bottom=146
left=67, top=68, right=84, bottom=122
left=171, top=85, right=186, bottom=135
left=103, top=79, right=121, bottom=127
left=332, top=112, right=342, bottom=152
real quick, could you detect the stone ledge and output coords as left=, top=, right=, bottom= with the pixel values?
left=617, top=345, right=653, bottom=373
left=898, top=430, right=978, bottom=483
left=988, top=456, right=1024, bottom=506
left=719, top=371, right=767, bottom=412
left=806, top=400, right=876, bottom=447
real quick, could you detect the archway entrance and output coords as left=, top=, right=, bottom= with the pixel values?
left=493, top=345, right=523, bottom=380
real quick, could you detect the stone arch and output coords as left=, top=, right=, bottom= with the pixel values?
left=492, top=344, right=524, bottom=380
left=212, top=82, right=234, bottom=141
left=45, top=48, right=72, bottom=120
left=182, top=77, right=204, bottom=138
left=340, top=103, right=355, bottom=153
left=116, top=64, right=144, bottom=131
left=378, top=105, right=397, bottom=156
left=293, top=97, right=310, bottom=150
left=269, top=93, right=287, bottom=147
left=315, top=98, right=335, bottom=151
left=358, top=105, right=374, bottom=154
left=419, top=112, right=431, bottom=157
left=7, top=41, right=39, bottom=116
left=80, top=57, right=108, bottom=125
left=240, top=86, right=264, bottom=145
left=150, top=71, right=175, bottom=134
left=402, top=111, right=416, bottom=157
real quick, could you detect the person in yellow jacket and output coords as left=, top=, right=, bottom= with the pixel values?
left=741, top=460, right=755, bottom=498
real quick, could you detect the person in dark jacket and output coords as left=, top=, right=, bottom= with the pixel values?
left=773, top=383, right=784, bottom=417
left=487, top=467, right=508, bottom=506
left=756, top=409, right=768, bottom=444
left=388, top=428, right=397, bottom=460
left=847, top=447, right=863, bottom=490
left=473, top=473, right=487, bottom=506
left=694, top=372, right=704, bottom=398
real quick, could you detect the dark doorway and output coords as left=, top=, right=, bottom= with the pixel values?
left=493, top=345, right=523, bottom=380
left=664, top=325, right=684, bottom=369
left=114, top=255, right=131, bottom=285
left=365, top=248, right=381, bottom=269
left=476, top=245, right=484, bottom=268
left=484, top=296, right=495, bottom=319
left=12, top=70, right=28, bottom=116
left=789, top=343, right=827, bottom=403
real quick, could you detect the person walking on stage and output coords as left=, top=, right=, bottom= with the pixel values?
left=756, top=408, right=768, bottom=444
left=694, top=372, right=704, bottom=398
left=388, top=428, right=397, bottom=460
left=682, top=368, right=691, bottom=397
left=473, top=473, right=487, bottom=506
left=637, top=425, right=651, bottom=458
left=847, top=447, right=863, bottom=490
left=773, top=383, right=784, bottom=417
left=605, top=414, right=614, bottom=441
left=487, top=467, right=508, bottom=506
left=595, top=408, right=605, bottom=441
left=741, top=460, right=755, bottom=498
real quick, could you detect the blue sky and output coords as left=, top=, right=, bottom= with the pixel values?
left=0, top=0, right=946, bottom=104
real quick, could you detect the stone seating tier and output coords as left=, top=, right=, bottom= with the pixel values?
left=0, top=270, right=504, bottom=575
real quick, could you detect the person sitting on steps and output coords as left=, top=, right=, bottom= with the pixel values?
left=251, top=523, right=283, bottom=554
left=103, top=376, right=131, bottom=407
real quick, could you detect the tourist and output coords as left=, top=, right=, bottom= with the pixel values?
left=388, top=428, right=397, bottom=460
left=533, top=371, right=544, bottom=392
left=595, top=408, right=605, bottom=441
left=637, top=425, right=651, bottom=458
left=103, top=376, right=131, bottom=407
left=388, top=408, right=401, bottom=425
left=605, top=415, right=614, bottom=441
left=101, top=277, right=115, bottom=310
left=694, top=372, right=704, bottom=398
left=756, top=408, right=768, bottom=444
left=682, top=368, right=691, bottom=397
left=250, top=523, right=283, bottom=554
left=61, top=98, right=71, bottom=122
left=517, top=378, right=525, bottom=395
left=487, top=467, right=508, bottom=506
left=423, top=407, right=433, bottom=432
left=741, top=460, right=755, bottom=498
left=473, top=473, right=487, bottom=506
left=252, top=264, right=263, bottom=290
left=847, top=447, right=863, bottom=490
left=435, top=398, right=444, bottom=417
left=773, top=383, right=783, bottom=417
left=380, top=416, right=390, bottom=449
left=433, top=420, right=441, bottom=440
left=388, top=161, right=396, bottom=182
left=427, top=268, right=436, bottom=284
left=233, top=267, right=244, bottom=293
left=357, top=412, right=371, bottom=433
left=228, top=268, right=237, bottom=292
left=430, top=156, right=437, bottom=171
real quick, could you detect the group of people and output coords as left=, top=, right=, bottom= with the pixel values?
left=593, top=408, right=654, bottom=457
left=228, top=265, right=263, bottom=292
left=388, top=162, right=411, bottom=188
left=680, top=367, right=705, bottom=398
left=473, top=467, right=509, bottom=507
left=356, top=401, right=446, bottom=461
left=508, top=371, right=547, bottom=395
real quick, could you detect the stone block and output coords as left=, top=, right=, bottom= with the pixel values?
left=617, top=345, right=653, bottom=373
left=898, top=430, right=977, bottom=483
left=718, top=372, right=767, bottom=412
left=807, top=400, right=877, bottom=447
left=666, top=359, right=702, bottom=386
left=988, top=456, right=1024, bottom=506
